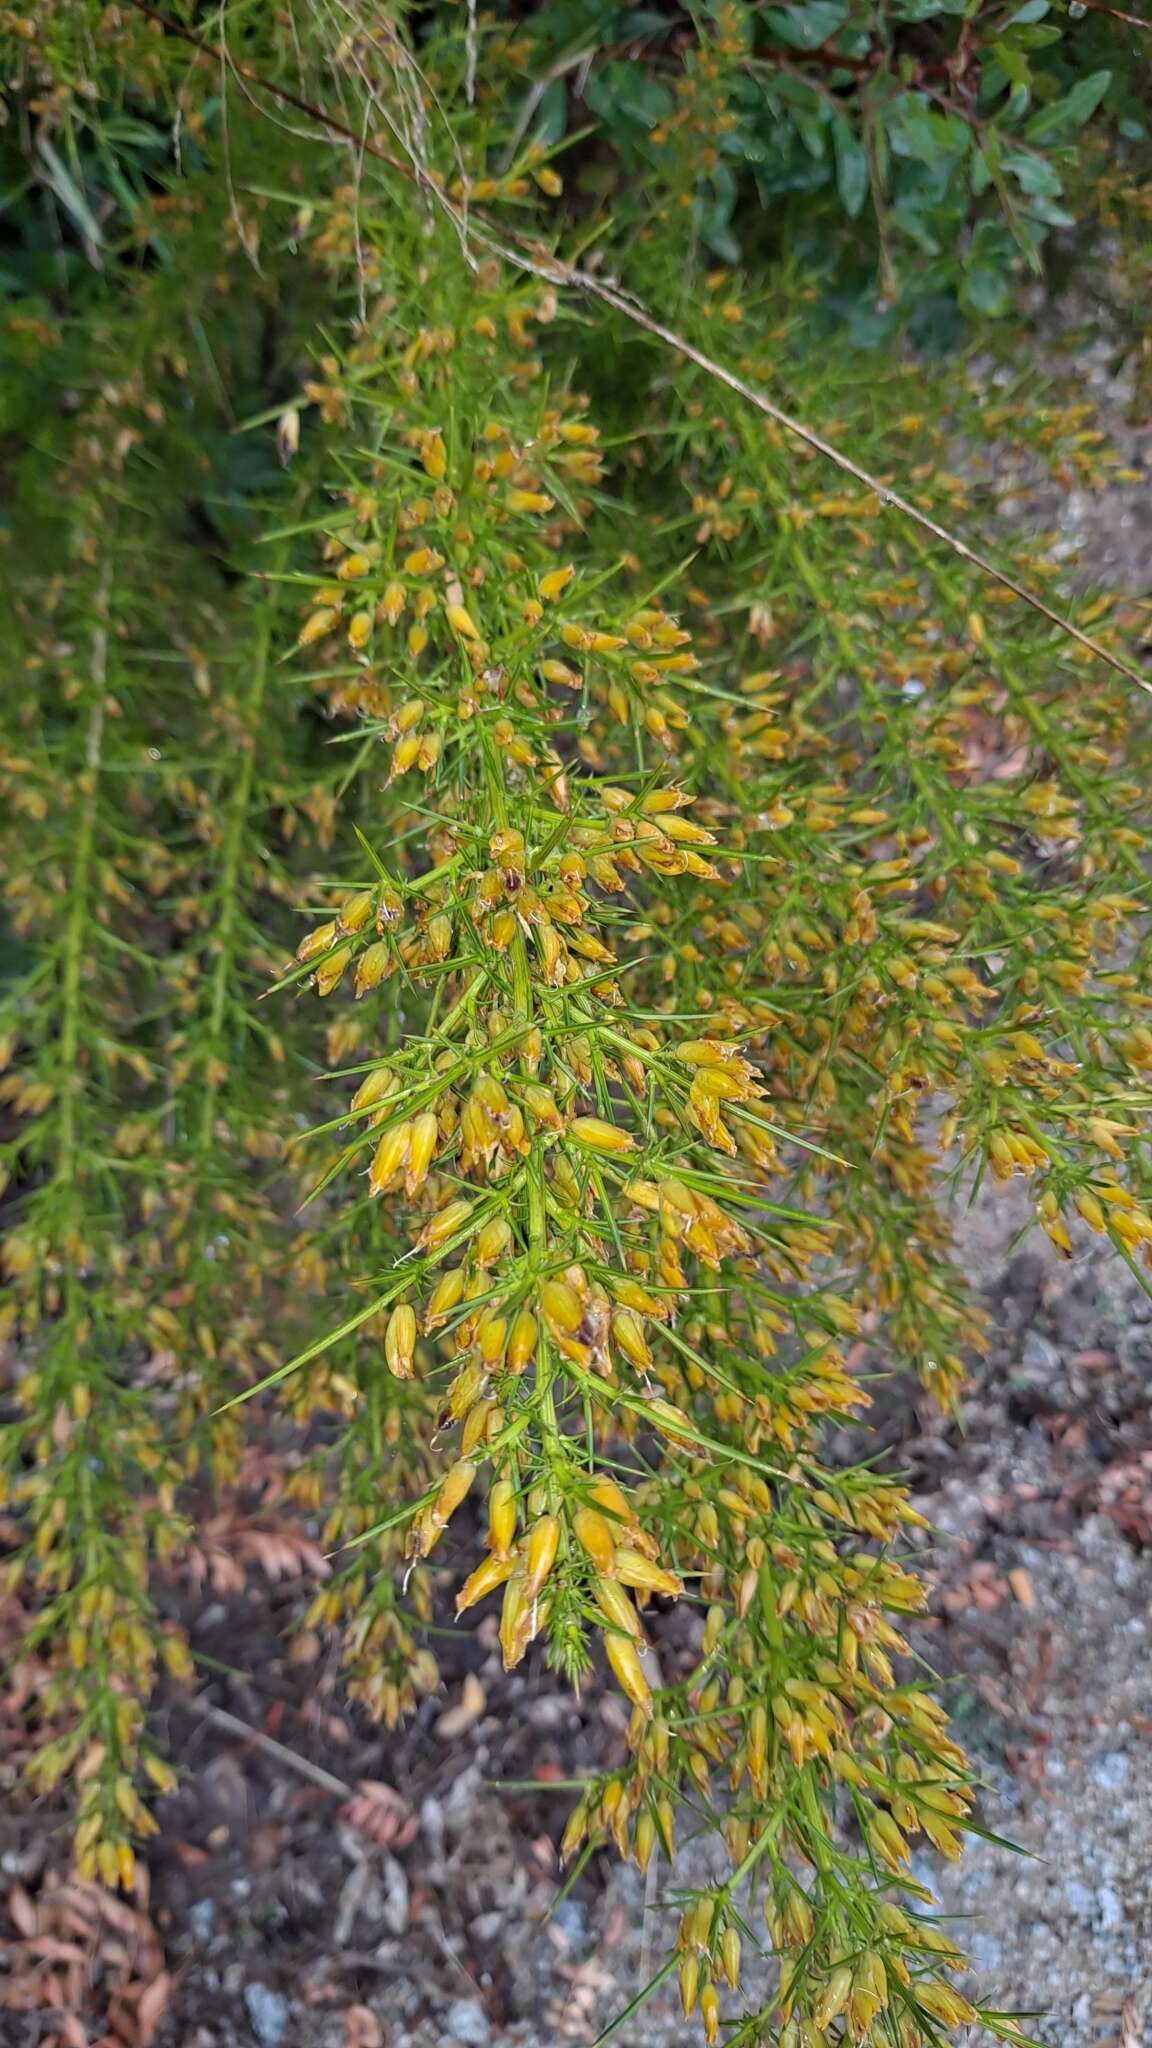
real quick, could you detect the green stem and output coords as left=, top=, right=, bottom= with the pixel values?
left=58, top=563, right=111, bottom=1206
left=198, top=590, right=276, bottom=1152
left=479, top=725, right=557, bottom=1435
left=722, top=1806, right=785, bottom=1899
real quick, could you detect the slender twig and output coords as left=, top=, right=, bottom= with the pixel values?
left=184, top=1694, right=354, bottom=1799
left=1064, top=0, right=1151, bottom=29
left=121, top=0, right=1152, bottom=700
left=537, top=266, right=1152, bottom=697
left=464, top=0, right=478, bottom=104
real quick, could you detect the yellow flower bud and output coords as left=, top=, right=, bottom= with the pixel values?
left=499, top=1568, right=527, bottom=1668
left=634, top=1809, right=657, bottom=1871
left=538, top=564, right=574, bottom=602
left=487, top=1478, right=517, bottom=1558
left=611, top=1309, right=652, bottom=1372
left=313, top=944, right=352, bottom=996
left=506, top=1308, right=537, bottom=1375
left=295, top=919, right=339, bottom=964
left=678, top=1957, right=699, bottom=2018
left=298, top=606, right=339, bottom=648
left=523, top=1513, right=560, bottom=1598
left=507, top=489, right=553, bottom=514
left=475, top=1215, right=512, bottom=1266
left=417, top=1199, right=476, bottom=1255
left=540, top=658, right=581, bottom=687
left=384, top=1303, right=416, bottom=1379
left=425, top=1264, right=465, bottom=1326
left=403, top=546, right=444, bottom=575
left=645, top=1397, right=694, bottom=1443
left=573, top=1507, right=616, bottom=1573
left=569, top=1115, right=635, bottom=1154
left=460, top=1392, right=495, bottom=1453
left=478, top=1314, right=507, bottom=1367
left=405, top=1111, right=439, bottom=1193
left=433, top=1458, right=476, bottom=1527
left=523, top=1083, right=563, bottom=1131
left=608, top=1276, right=669, bottom=1319
left=540, top=1277, right=584, bottom=1336
left=594, top=1576, right=642, bottom=1639
left=354, top=942, right=391, bottom=997
left=813, top=1965, right=853, bottom=2031
left=605, top=1630, right=652, bottom=1715
left=391, top=730, right=422, bottom=778
left=419, top=431, right=447, bottom=480
left=446, top=602, right=481, bottom=641
left=337, top=891, right=375, bottom=935
left=368, top=1121, right=411, bottom=1195
left=613, top=1548, right=682, bottom=1599
left=1074, top=1188, right=1107, bottom=1232
left=456, top=1553, right=514, bottom=1613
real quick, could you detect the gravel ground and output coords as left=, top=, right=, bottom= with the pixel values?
left=909, top=1200, right=1152, bottom=2048
left=89, top=1199, right=1148, bottom=2048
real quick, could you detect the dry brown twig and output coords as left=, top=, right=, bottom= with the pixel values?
left=183, top=1694, right=353, bottom=1798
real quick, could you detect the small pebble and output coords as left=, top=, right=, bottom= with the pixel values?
left=444, top=1996, right=491, bottom=2045
left=188, top=1898, right=216, bottom=1944
left=549, top=1895, right=588, bottom=1950
left=1021, top=1330, right=1062, bottom=1377
left=244, top=1983, right=289, bottom=2048
left=1088, top=1751, right=1130, bottom=1792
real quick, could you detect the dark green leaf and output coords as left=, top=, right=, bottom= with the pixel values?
left=992, top=39, right=1032, bottom=89
left=833, top=119, right=869, bottom=218
left=1025, top=69, right=1111, bottom=142
left=962, top=262, right=1011, bottom=316
left=1002, top=150, right=1062, bottom=196
left=582, top=62, right=673, bottom=131
left=888, top=97, right=970, bottom=163
left=761, top=2, right=848, bottom=50
left=531, top=77, right=569, bottom=148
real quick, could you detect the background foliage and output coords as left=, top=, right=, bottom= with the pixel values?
left=1, top=3, right=1151, bottom=2043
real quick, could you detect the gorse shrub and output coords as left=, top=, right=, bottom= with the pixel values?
left=2, top=3, right=1151, bottom=2041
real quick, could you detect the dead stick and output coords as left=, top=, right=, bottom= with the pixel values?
left=184, top=1694, right=352, bottom=1800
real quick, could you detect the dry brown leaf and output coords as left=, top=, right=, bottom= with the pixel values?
left=186, top=1513, right=331, bottom=1594
left=435, top=1671, right=486, bottom=1740
left=134, top=1970, right=173, bottom=2047
left=26, top=1937, right=89, bottom=1964
left=82, top=1886, right=144, bottom=1940
left=6, top=1884, right=39, bottom=1937
left=340, top=1780, right=417, bottom=1850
